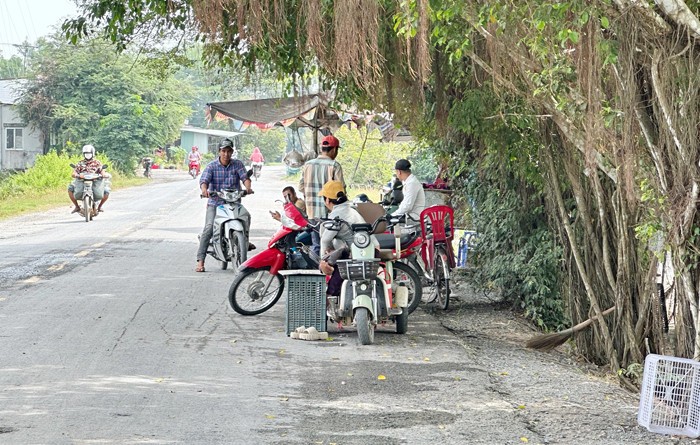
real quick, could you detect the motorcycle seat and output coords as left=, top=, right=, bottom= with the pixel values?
left=374, top=231, right=420, bottom=250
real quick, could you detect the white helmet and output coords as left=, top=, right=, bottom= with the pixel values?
left=82, top=144, right=95, bottom=160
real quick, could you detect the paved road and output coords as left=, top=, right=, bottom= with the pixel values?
left=0, top=166, right=672, bottom=445
left=0, top=166, right=487, bottom=444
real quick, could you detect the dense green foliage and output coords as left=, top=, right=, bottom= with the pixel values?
left=18, top=36, right=192, bottom=174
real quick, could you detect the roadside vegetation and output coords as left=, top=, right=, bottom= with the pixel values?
left=54, top=0, right=700, bottom=385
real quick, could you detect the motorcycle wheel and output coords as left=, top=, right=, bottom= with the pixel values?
left=355, top=307, right=374, bottom=345
left=229, top=266, right=284, bottom=316
left=395, top=308, right=408, bottom=334
left=435, top=248, right=451, bottom=310
left=83, top=195, right=92, bottom=223
left=393, top=262, right=422, bottom=314
left=190, top=169, right=196, bottom=179
left=229, top=230, right=248, bottom=269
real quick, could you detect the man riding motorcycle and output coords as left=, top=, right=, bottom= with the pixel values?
left=195, top=138, right=254, bottom=273
left=67, top=144, right=110, bottom=213
left=188, top=146, right=202, bottom=176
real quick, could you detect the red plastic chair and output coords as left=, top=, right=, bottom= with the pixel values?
left=420, top=205, right=455, bottom=268
left=420, top=205, right=454, bottom=244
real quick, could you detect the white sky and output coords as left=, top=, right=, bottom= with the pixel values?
left=0, top=0, right=78, bottom=57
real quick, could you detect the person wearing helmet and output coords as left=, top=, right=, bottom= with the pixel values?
left=187, top=146, right=202, bottom=176
left=298, top=133, right=345, bottom=255
left=195, top=138, right=254, bottom=272
left=316, top=180, right=376, bottom=297
left=67, top=144, right=110, bottom=214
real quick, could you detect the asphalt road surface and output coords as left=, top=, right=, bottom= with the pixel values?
left=0, top=165, right=680, bottom=445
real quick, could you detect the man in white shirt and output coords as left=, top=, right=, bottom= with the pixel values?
left=392, top=159, right=425, bottom=223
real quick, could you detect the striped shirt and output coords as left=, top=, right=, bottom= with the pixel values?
left=299, top=156, right=345, bottom=219
left=199, top=158, right=249, bottom=207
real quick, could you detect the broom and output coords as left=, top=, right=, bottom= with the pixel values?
left=526, top=306, right=616, bottom=351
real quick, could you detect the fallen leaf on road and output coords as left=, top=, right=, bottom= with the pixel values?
left=517, top=405, right=526, bottom=410
left=280, top=397, right=289, bottom=402
left=423, top=357, right=430, bottom=362
left=265, top=414, right=275, bottom=419
left=378, top=375, right=386, bottom=380
left=520, top=437, right=528, bottom=443
left=154, top=378, right=164, bottom=383
left=500, top=371, right=509, bottom=376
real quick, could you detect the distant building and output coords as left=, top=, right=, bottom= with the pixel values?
left=0, top=79, right=43, bottom=170
left=179, top=126, right=244, bottom=154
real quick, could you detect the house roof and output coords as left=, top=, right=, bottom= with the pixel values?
left=180, top=127, right=245, bottom=138
left=0, top=79, right=26, bottom=105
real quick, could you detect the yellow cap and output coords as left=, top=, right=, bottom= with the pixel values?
left=319, top=180, right=345, bottom=200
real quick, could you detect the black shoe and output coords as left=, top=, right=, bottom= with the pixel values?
left=248, top=243, right=256, bottom=251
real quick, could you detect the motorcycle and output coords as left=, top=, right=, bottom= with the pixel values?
left=325, top=215, right=410, bottom=345
left=250, top=162, right=263, bottom=180
left=188, top=161, right=200, bottom=179
left=355, top=202, right=423, bottom=314
left=228, top=199, right=318, bottom=316
left=70, top=163, right=109, bottom=223
left=142, top=157, right=153, bottom=178
left=203, top=188, right=252, bottom=271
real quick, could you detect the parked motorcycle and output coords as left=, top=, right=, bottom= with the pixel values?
left=228, top=200, right=318, bottom=315
left=203, top=189, right=252, bottom=271
left=70, top=163, right=109, bottom=223
left=325, top=215, right=410, bottom=345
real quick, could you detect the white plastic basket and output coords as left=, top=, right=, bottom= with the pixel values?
left=638, top=354, right=700, bottom=438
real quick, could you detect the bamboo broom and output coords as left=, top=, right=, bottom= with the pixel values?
left=526, top=306, right=616, bottom=351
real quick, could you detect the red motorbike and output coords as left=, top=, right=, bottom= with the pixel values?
left=228, top=201, right=318, bottom=315
left=374, top=228, right=423, bottom=314
left=188, top=161, right=200, bottom=178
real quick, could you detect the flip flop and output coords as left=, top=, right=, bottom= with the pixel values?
left=71, top=207, right=81, bottom=214
left=195, top=265, right=206, bottom=273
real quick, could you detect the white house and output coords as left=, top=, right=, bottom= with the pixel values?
left=0, top=79, right=43, bottom=170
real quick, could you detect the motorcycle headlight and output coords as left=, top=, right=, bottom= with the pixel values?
left=353, top=232, right=371, bottom=249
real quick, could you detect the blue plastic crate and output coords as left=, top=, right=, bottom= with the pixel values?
left=285, top=272, right=327, bottom=335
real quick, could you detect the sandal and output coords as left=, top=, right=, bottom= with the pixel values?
left=195, top=264, right=206, bottom=273
left=71, top=207, right=81, bottom=214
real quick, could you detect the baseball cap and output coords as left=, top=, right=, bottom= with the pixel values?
left=394, top=159, right=411, bottom=171
left=321, top=135, right=340, bottom=150
left=319, top=180, right=345, bottom=200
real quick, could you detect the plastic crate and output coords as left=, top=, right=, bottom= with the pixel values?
left=638, top=354, right=700, bottom=438
left=285, top=272, right=327, bottom=335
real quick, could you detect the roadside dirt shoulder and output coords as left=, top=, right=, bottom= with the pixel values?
left=435, top=279, right=696, bottom=444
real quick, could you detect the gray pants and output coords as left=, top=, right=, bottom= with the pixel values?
left=196, top=205, right=217, bottom=262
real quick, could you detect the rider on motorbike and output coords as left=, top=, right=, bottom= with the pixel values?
left=249, top=147, right=264, bottom=167
left=68, top=144, right=110, bottom=213
left=195, top=138, right=254, bottom=273
left=317, top=181, right=373, bottom=296
left=188, top=146, right=202, bottom=176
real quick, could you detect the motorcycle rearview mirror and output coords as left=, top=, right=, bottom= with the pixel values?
left=69, top=163, right=76, bottom=168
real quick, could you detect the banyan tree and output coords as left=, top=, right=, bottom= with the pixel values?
left=66, top=0, right=700, bottom=384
